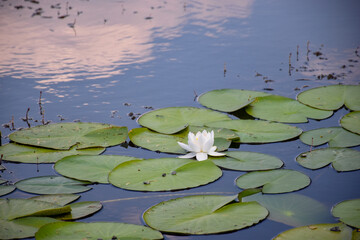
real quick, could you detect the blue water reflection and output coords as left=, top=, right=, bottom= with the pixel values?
left=1, top=0, right=360, bottom=239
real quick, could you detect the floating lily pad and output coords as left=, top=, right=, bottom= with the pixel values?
left=246, top=95, right=333, bottom=123
left=340, top=111, right=360, bottom=134
left=0, top=185, right=16, bottom=197
left=35, top=222, right=163, bottom=240
left=0, top=198, right=71, bottom=220
left=138, top=107, right=231, bottom=134
left=236, top=169, right=311, bottom=194
left=0, top=143, right=105, bottom=163
left=30, top=194, right=80, bottom=206
left=15, top=176, right=92, bottom=194
left=9, top=122, right=128, bottom=150
left=211, top=151, right=283, bottom=171
left=243, top=193, right=333, bottom=227
left=300, top=127, right=360, bottom=147
left=206, top=119, right=302, bottom=143
left=0, top=217, right=59, bottom=240
left=198, top=89, right=270, bottom=112
left=332, top=199, right=360, bottom=228
left=273, top=223, right=354, bottom=240
left=55, top=155, right=141, bottom=183
left=108, top=158, right=222, bottom=191
left=143, top=194, right=268, bottom=234
left=56, top=201, right=102, bottom=220
left=129, top=126, right=236, bottom=154
left=296, top=148, right=360, bottom=172
left=297, top=84, right=360, bottom=111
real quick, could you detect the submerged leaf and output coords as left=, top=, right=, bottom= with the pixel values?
left=236, top=169, right=311, bottom=194
left=35, top=222, right=163, bottom=240
left=198, top=89, right=270, bottom=112
left=296, top=148, right=360, bottom=172
left=246, top=95, right=333, bottom=123
left=300, top=127, right=360, bottom=147
left=9, top=122, right=128, bottom=150
left=297, top=84, right=360, bottom=111
left=138, top=107, right=231, bottom=134
left=0, top=143, right=104, bottom=163
left=15, top=176, right=92, bottom=194
left=143, top=194, right=268, bottom=234
left=109, top=158, right=222, bottom=191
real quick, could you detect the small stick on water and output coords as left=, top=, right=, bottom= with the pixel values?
left=39, top=91, right=45, bottom=125
left=224, top=62, right=227, bottom=77
left=193, top=90, right=198, bottom=101
left=306, top=40, right=310, bottom=61
left=296, top=45, right=299, bottom=61
left=25, top=108, right=31, bottom=128
left=11, top=116, right=15, bottom=130
left=36, top=157, right=39, bottom=172
left=288, top=53, right=292, bottom=76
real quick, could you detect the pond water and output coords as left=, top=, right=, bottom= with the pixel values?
left=1, top=0, right=360, bottom=239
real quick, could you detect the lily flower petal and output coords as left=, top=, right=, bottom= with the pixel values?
left=196, top=152, right=208, bottom=161
left=177, top=142, right=193, bottom=152
left=178, top=152, right=197, bottom=159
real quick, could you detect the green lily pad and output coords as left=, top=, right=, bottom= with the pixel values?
left=0, top=185, right=16, bottom=197
left=243, top=193, right=334, bottom=227
left=129, top=126, right=236, bottom=154
left=143, top=194, right=268, bottom=234
left=0, top=179, right=7, bottom=184
left=211, top=151, right=283, bottom=171
left=300, top=127, right=360, bottom=147
left=108, top=158, right=222, bottom=191
left=0, top=217, right=59, bottom=240
left=273, top=223, right=355, bottom=240
left=198, top=89, right=270, bottom=112
left=35, top=222, right=163, bottom=240
left=0, top=143, right=105, bottom=163
left=138, top=107, right=232, bottom=134
left=340, top=111, right=360, bottom=134
left=246, top=95, right=333, bottom=123
left=206, top=119, right=302, bottom=143
left=56, top=201, right=102, bottom=220
left=236, top=169, right=311, bottom=194
left=297, top=84, right=360, bottom=111
left=15, top=176, right=92, bottom=195
left=0, top=198, right=71, bottom=220
left=55, top=155, right=141, bottom=183
left=9, top=122, right=128, bottom=150
left=30, top=194, right=80, bottom=206
left=296, top=148, right=360, bottom=172
left=332, top=199, right=360, bottom=228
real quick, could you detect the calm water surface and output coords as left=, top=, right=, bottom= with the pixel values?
left=0, top=0, right=360, bottom=239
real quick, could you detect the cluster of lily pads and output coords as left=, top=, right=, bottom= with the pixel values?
left=0, top=84, right=359, bottom=239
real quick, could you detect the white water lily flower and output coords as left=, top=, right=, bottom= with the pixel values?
left=177, top=130, right=225, bottom=161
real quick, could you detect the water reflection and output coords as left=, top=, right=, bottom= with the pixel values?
left=0, top=0, right=254, bottom=84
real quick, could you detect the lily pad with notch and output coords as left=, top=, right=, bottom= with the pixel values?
left=300, top=127, right=360, bottom=147
left=243, top=193, right=334, bottom=227
left=331, top=199, right=360, bottom=228
left=143, top=194, right=268, bottom=234
left=15, top=176, right=92, bottom=195
left=0, top=143, right=105, bottom=163
left=128, top=126, right=237, bottom=154
left=138, top=107, right=232, bottom=134
left=340, top=111, right=360, bottom=134
left=273, top=223, right=355, bottom=240
left=9, top=122, right=128, bottom=150
left=35, top=222, right=163, bottom=240
left=206, top=119, right=302, bottom=143
left=108, top=158, right=222, bottom=191
left=236, top=169, right=311, bottom=194
left=55, top=201, right=102, bottom=221
left=297, top=84, right=360, bottom=111
left=198, top=89, right=270, bottom=112
left=210, top=151, right=283, bottom=171
left=296, top=148, right=360, bottom=172
left=245, top=95, right=333, bottom=123
left=55, top=155, right=142, bottom=183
